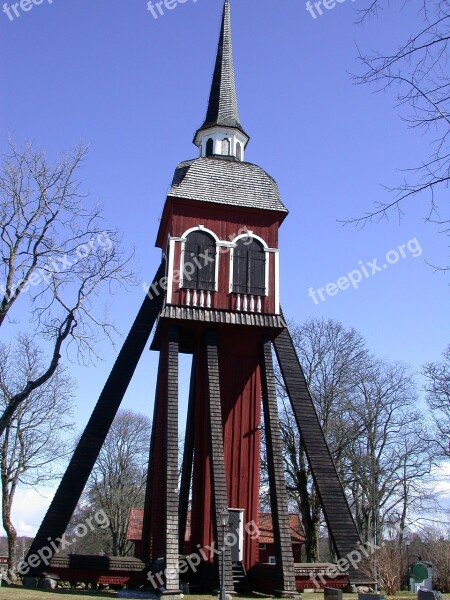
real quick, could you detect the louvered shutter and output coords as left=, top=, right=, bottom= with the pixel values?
left=233, top=239, right=266, bottom=295
left=184, top=231, right=216, bottom=291
left=233, top=240, right=248, bottom=294
left=248, top=241, right=266, bottom=296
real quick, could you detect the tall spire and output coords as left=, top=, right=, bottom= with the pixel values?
left=194, top=0, right=249, bottom=161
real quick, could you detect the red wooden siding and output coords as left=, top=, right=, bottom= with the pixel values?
left=158, top=199, right=281, bottom=315
left=156, top=199, right=282, bottom=251
left=186, top=330, right=261, bottom=571
left=218, top=329, right=262, bottom=570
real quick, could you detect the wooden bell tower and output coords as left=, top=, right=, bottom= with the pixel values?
left=141, top=1, right=293, bottom=589
left=26, top=0, right=363, bottom=594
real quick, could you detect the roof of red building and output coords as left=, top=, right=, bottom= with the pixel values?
left=128, top=508, right=144, bottom=542
left=258, top=513, right=305, bottom=544
left=127, top=509, right=304, bottom=545
left=127, top=508, right=191, bottom=543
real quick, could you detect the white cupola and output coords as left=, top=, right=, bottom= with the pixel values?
left=193, top=0, right=249, bottom=161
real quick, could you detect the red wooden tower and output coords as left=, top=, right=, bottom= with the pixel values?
left=27, top=1, right=363, bottom=593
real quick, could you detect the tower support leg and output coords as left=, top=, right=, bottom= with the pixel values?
left=204, top=330, right=234, bottom=591
left=260, top=339, right=297, bottom=594
left=25, top=261, right=166, bottom=574
left=273, top=327, right=363, bottom=582
left=142, top=326, right=180, bottom=592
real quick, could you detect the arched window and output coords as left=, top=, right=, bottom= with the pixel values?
left=206, top=138, right=214, bottom=157
left=222, top=138, right=230, bottom=156
left=232, top=239, right=266, bottom=296
left=236, top=142, right=242, bottom=161
left=183, top=231, right=216, bottom=291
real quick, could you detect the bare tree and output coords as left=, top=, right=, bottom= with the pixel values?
left=64, top=504, right=110, bottom=556
left=0, top=337, right=74, bottom=579
left=423, top=345, right=450, bottom=458
left=421, top=526, right=450, bottom=592
left=86, top=409, right=151, bottom=557
left=344, top=359, right=437, bottom=544
left=360, top=538, right=404, bottom=595
left=0, top=137, right=135, bottom=435
left=345, top=0, right=449, bottom=267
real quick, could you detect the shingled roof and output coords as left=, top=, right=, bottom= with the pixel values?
left=168, top=157, right=288, bottom=214
left=258, top=513, right=305, bottom=544
left=194, top=0, right=248, bottom=142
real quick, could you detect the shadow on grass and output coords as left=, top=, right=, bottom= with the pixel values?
left=4, top=585, right=117, bottom=598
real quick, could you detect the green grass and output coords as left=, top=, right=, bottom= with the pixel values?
left=0, top=588, right=116, bottom=600
left=1, top=587, right=449, bottom=600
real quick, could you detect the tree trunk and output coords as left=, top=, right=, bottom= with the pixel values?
left=112, top=530, right=118, bottom=556
left=6, top=523, right=17, bottom=580
left=1, top=485, right=17, bottom=580
left=296, top=447, right=319, bottom=562
left=1, top=425, right=20, bottom=581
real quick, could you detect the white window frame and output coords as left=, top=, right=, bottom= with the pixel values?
left=180, top=225, right=220, bottom=292
left=229, top=232, right=271, bottom=297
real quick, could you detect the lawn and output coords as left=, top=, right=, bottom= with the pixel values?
left=0, top=588, right=449, bottom=600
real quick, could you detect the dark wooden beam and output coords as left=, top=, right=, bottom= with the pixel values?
left=204, top=330, right=234, bottom=591
left=273, top=327, right=363, bottom=582
left=141, top=347, right=164, bottom=561
left=165, top=327, right=181, bottom=591
left=142, top=327, right=180, bottom=592
left=260, top=339, right=297, bottom=593
left=26, top=260, right=166, bottom=574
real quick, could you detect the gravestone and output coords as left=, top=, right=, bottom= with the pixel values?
left=358, top=593, right=385, bottom=600
left=325, top=587, right=343, bottom=600
left=418, top=590, right=441, bottom=600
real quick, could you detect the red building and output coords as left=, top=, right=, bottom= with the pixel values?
left=258, top=514, right=304, bottom=564
left=127, top=509, right=304, bottom=566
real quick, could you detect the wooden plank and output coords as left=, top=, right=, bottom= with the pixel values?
left=204, top=330, right=234, bottom=591
left=165, top=327, right=180, bottom=591
left=142, top=327, right=180, bottom=591
left=260, top=339, right=296, bottom=593
left=273, top=327, right=363, bottom=583
left=159, top=306, right=285, bottom=330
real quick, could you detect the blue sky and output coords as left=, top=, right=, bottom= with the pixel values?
left=1, top=0, right=448, bottom=533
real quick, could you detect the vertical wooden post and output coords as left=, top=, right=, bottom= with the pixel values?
left=204, top=330, right=234, bottom=591
left=142, top=326, right=180, bottom=592
left=166, top=327, right=180, bottom=591
left=260, top=339, right=297, bottom=594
